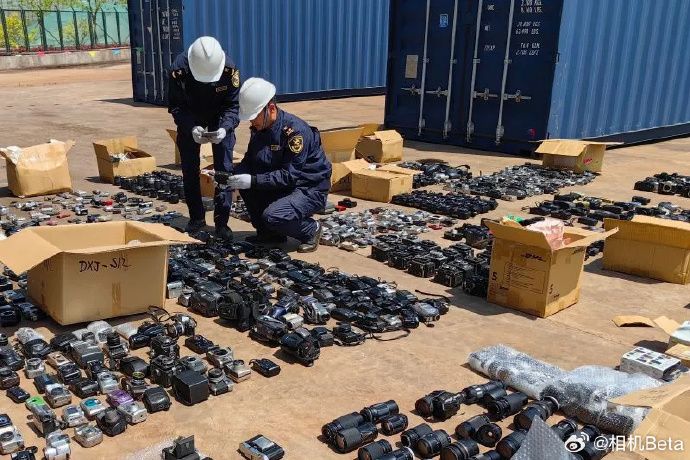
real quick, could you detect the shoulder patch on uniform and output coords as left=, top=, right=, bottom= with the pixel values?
left=232, top=69, right=240, bottom=88
left=288, top=134, right=304, bottom=154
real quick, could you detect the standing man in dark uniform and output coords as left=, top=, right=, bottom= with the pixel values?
left=168, top=36, right=240, bottom=239
left=227, top=77, right=332, bottom=253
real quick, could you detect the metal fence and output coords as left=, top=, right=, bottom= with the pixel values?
left=0, top=8, right=129, bottom=55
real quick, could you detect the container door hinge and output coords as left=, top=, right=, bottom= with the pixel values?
left=426, top=87, right=448, bottom=98
left=504, top=90, right=532, bottom=102
left=401, top=85, right=422, bottom=96
left=473, top=88, right=499, bottom=100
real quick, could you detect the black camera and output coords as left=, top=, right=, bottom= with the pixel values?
left=69, top=378, right=99, bottom=399
left=118, top=356, right=149, bottom=377
left=0, top=304, right=20, bottom=327
left=415, top=390, right=464, bottom=421
left=189, top=290, right=222, bottom=317
left=56, top=362, right=82, bottom=385
left=143, top=386, right=172, bottom=413
left=250, top=315, right=289, bottom=344
left=151, top=335, right=180, bottom=360
left=218, top=290, right=254, bottom=332
left=279, top=328, right=320, bottom=367
left=163, top=435, right=209, bottom=460
left=96, top=408, right=127, bottom=437
left=150, top=355, right=181, bottom=388
left=239, top=434, right=285, bottom=460
left=332, top=324, right=366, bottom=346
left=6, top=385, right=30, bottom=403
left=172, top=370, right=209, bottom=406
left=49, top=333, right=79, bottom=354
left=310, top=327, right=334, bottom=347
left=184, top=335, right=216, bottom=354
left=0, top=367, right=20, bottom=389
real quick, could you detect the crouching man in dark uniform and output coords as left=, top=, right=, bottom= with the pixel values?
left=168, top=36, right=240, bottom=239
left=227, top=77, right=332, bottom=253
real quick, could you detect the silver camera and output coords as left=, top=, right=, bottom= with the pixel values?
left=207, top=368, right=233, bottom=396
left=24, top=358, right=45, bottom=379
left=44, top=383, right=72, bottom=408
left=29, top=403, right=59, bottom=435
left=239, top=435, right=284, bottom=460
left=70, top=340, right=104, bottom=369
left=224, top=360, right=252, bottom=383
left=86, top=321, right=113, bottom=344
left=0, top=418, right=24, bottom=455
left=61, top=405, right=87, bottom=427
left=166, top=281, right=185, bottom=299
left=381, top=314, right=403, bottom=331
left=281, top=313, right=304, bottom=330
left=43, top=430, right=71, bottom=460
left=411, top=302, right=441, bottom=323
left=181, top=355, right=208, bottom=374
left=97, top=372, right=120, bottom=395
left=74, top=424, right=103, bottom=448
left=206, top=346, right=234, bottom=368
left=117, top=401, right=148, bottom=424
left=80, top=398, right=106, bottom=419
left=301, top=297, right=330, bottom=325
left=46, top=352, right=71, bottom=370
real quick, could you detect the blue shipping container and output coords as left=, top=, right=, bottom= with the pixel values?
left=385, top=0, right=690, bottom=155
left=128, top=0, right=388, bottom=105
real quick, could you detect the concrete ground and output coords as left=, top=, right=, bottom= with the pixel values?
left=0, top=63, right=688, bottom=459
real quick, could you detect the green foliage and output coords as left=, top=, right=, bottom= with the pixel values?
left=0, top=13, right=38, bottom=49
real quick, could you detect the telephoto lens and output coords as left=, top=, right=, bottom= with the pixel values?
left=475, top=422, right=502, bottom=448
left=462, top=381, right=506, bottom=405
left=471, top=451, right=501, bottom=460
left=358, top=439, right=392, bottom=460
left=361, top=400, right=399, bottom=424
left=401, top=423, right=432, bottom=449
left=486, top=392, right=528, bottom=420
left=551, top=418, right=578, bottom=441
left=495, top=429, right=527, bottom=459
left=416, top=429, right=452, bottom=458
left=513, top=396, right=559, bottom=430
left=322, top=412, right=366, bottom=442
left=333, top=422, right=378, bottom=453
left=455, top=415, right=490, bottom=440
left=380, top=414, right=408, bottom=436
left=415, top=390, right=465, bottom=421
left=439, top=439, right=479, bottom=460
left=379, top=448, right=415, bottom=460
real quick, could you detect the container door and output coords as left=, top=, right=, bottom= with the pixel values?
left=385, top=0, right=466, bottom=143
left=465, top=0, right=563, bottom=154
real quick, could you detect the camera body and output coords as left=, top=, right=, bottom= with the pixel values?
left=117, top=401, right=148, bottom=424
left=206, top=347, right=234, bottom=368
left=279, top=328, right=320, bottom=366
left=239, top=435, right=285, bottom=460
left=97, top=372, right=120, bottom=395
left=224, top=360, right=251, bottom=383
left=143, top=386, right=172, bottom=413
left=80, top=398, right=106, bottom=419
left=250, top=316, right=288, bottom=344
left=151, top=335, right=180, bottom=360
left=207, top=368, right=233, bottom=395
left=29, top=403, right=59, bottom=435
left=44, top=383, right=72, bottom=408
left=150, top=355, right=182, bottom=388
left=70, top=340, right=104, bottom=369
left=74, top=424, right=103, bottom=448
left=185, top=335, right=216, bottom=354
left=96, top=408, right=127, bottom=437
left=61, top=405, right=87, bottom=427
left=332, top=324, right=366, bottom=346
left=0, top=414, right=25, bottom=455
left=0, top=367, right=20, bottom=389
left=43, top=431, right=71, bottom=460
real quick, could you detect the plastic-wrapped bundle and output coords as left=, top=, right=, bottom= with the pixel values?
left=467, top=345, right=566, bottom=399
left=541, top=366, right=662, bottom=435
left=512, top=418, right=578, bottom=460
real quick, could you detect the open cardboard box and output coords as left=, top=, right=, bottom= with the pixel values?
left=355, top=130, right=404, bottom=164
left=92, top=136, right=156, bottom=184
left=536, top=139, right=619, bottom=173
left=603, top=216, right=690, bottom=284
left=0, top=139, right=74, bottom=197
left=611, top=375, right=690, bottom=460
left=167, top=129, right=214, bottom=167
left=0, top=222, right=199, bottom=325
left=486, top=220, right=617, bottom=317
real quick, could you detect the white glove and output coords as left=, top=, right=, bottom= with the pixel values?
left=228, top=174, right=252, bottom=190
left=209, top=127, right=227, bottom=144
left=192, top=126, right=209, bottom=144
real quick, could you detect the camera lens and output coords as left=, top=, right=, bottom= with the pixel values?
left=0, top=334, right=7, bottom=346
left=417, top=429, right=451, bottom=458
left=361, top=400, right=399, bottom=424
left=322, top=412, right=365, bottom=440
left=440, top=439, right=479, bottom=460
left=334, top=422, right=378, bottom=453
left=106, top=332, right=120, bottom=347
left=380, top=448, right=415, bottom=460
left=551, top=418, right=578, bottom=441
left=358, top=439, right=392, bottom=460
left=487, top=393, right=528, bottom=420
left=462, top=381, right=506, bottom=405
left=455, top=415, right=490, bottom=439
left=415, top=394, right=436, bottom=417
left=401, top=423, right=432, bottom=448
left=476, top=423, right=502, bottom=448
left=514, top=397, right=559, bottom=430
left=472, top=451, right=501, bottom=460
left=478, top=386, right=508, bottom=407
left=496, top=429, right=527, bottom=459
left=208, top=368, right=224, bottom=382
left=380, top=414, right=408, bottom=436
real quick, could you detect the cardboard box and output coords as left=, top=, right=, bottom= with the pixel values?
left=330, top=159, right=372, bottom=192
left=486, top=220, right=617, bottom=317
left=603, top=216, right=690, bottom=284
left=0, top=222, right=198, bottom=325
left=166, top=129, right=214, bottom=167
left=351, top=169, right=413, bottom=203
left=355, top=130, right=404, bottom=164
left=536, top=139, right=619, bottom=173
left=611, top=376, right=690, bottom=460
left=92, top=136, right=157, bottom=184
left=377, top=164, right=423, bottom=177
left=0, top=140, right=74, bottom=197
left=200, top=165, right=216, bottom=198
left=319, top=126, right=363, bottom=164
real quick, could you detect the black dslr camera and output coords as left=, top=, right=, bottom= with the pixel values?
left=250, top=316, right=288, bottom=344
left=279, top=328, right=320, bottom=366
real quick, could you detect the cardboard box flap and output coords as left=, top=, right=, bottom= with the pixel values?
left=536, top=139, right=619, bottom=156
left=611, top=375, right=690, bottom=410
left=369, top=130, right=403, bottom=143
left=1, top=140, right=75, bottom=167
left=562, top=228, right=618, bottom=249
left=378, top=164, right=423, bottom=175
left=0, top=229, right=63, bottom=274
left=654, top=316, right=681, bottom=336
left=612, top=315, right=656, bottom=327
left=93, top=136, right=139, bottom=159
left=604, top=216, right=690, bottom=249
left=125, top=221, right=201, bottom=244
left=320, top=126, right=365, bottom=153
left=485, top=220, right=554, bottom=249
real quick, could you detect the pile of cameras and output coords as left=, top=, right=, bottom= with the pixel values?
left=391, top=191, right=498, bottom=219
left=634, top=172, right=690, bottom=198
left=168, top=236, right=452, bottom=368
left=528, top=193, right=690, bottom=225
left=0, top=188, right=183, bottom=236
left=0, top=270, right=44, bottom=327
left=322, top=380, right=610, bottom=460
left=371, top=234, right=492, bottom=297
left=445, top=163, right=598, bottom=202
left=319, top=208, right=455, bottom=252
left=396, top=161, right=472, bottom=188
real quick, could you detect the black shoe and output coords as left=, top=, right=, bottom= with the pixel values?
left=215, top=226, right=234, bottom=241
left=245, top=232, right=287, bottom=245
left=185, top=219, right=206, bottom=234
left=297, top=222, right=323, bottom=253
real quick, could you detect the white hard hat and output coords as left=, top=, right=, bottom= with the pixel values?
left=187, top=36, right=225, bottom=83
left=239, top=77, right=277, bottom=121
